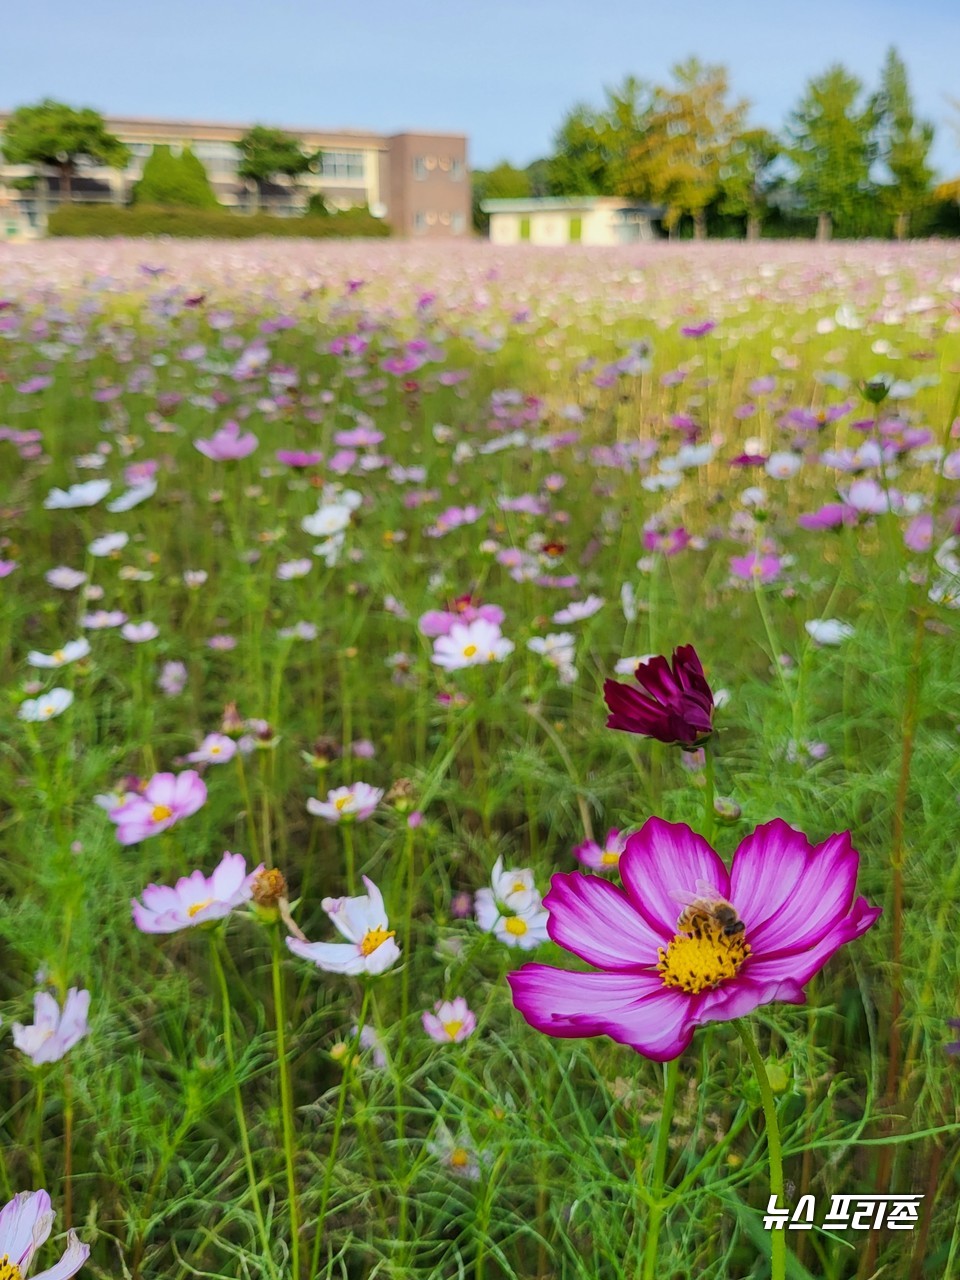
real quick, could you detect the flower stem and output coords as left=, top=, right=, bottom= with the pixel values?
left=310, top=985, right=371, bottom=1280
left=737, top=1020, right=786, bottom=1280
left=33, top=1070, right=46, bottom=1190
left=702, top=747, right=715, bottom=845
left=641, top=1057, right=679, bottom=1280
left=271, top=927, right=301, bottom=1279
left=210, top=937, right=276, bottom=1278
left=342, top=821, right=356, bottom=895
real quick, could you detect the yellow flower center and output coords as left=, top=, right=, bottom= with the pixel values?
left=188, top=898, right=213, bottom=918
left=511, top=879, right=527, bottom=893
left=150, top=804, right=173, bottom=822
left=442, top=1020, right=463, bottom=1039
left=210, top=745, right=221, bottom=755
left=53, top=649, right=66, bottom=662
left=504, top=916, right=528, bottom=937
left=657, top=914, right=751, bottom=995
left=334, top=794, right=354, bottom=812
left=600, top=851, right=621, bottom=866
left=40, top=703, right=55, bottom=717
left=449, top=1147, right=470, bottom=1168
left=0, top=1256, right=25, bottom=1280
left=360, top=924, right=396, bottom=956
left=463, top=644, right=478, bottom=657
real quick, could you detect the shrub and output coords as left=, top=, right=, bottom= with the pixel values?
left=132, top=145, right=219, bottom=209
left=47, top=204, right=392, bottom=238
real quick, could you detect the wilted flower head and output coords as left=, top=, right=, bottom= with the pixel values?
left=603, top=645, right=714, bottom=748
left=12, top=989, right=91, bottom=1066
left=509, top=818, right=880, bottom=1061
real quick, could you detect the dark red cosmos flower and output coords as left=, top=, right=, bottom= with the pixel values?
left=603, top=645, right=715, bottom=748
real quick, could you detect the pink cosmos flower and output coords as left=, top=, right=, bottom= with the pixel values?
left=194, top=420, right=258, bottom=461
left=276, top=449, right=323, bottom=467
left=422, top=997, right=477, bottom=1043
left=12, top=989, right=91, bottom=1066
left=0, top=560, right=18, bottom=578
left=132, top=851, right=263, bottom=932
left=121, top=621, right=158, bottom=643
left=419, top=600, right=505, bottom=638
left=186, top=733, right=237, bottom=765
left=110, top=770, right=207, bottom=845
left=509, top=818, right=880, bottom=1061
left=573, top=828, right=627, bottom=870
left=729, top=553, right=783, bottom=585
left=0, top=1190, right=89, bottom=1279
left=306, top=782, right=383, bottom=823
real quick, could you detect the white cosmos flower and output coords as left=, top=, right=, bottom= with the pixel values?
left=475, top=857, right=550, bottom=951
left=45, top=567, right=87, bottom=591
left=88, top=531, right=129, bottom=557
left=431, top=619, right=514, bottom=670
left=122, top=621, right=159, bottom=643
left=552, top=595, right=604, bottom=624
left=301, top=503, right=352, bottom=537
left=19, top=687, right=74, bottom=721
left=765, top=452, right=803, bottom=480
left=286, top=876, right=400, bottom=975
left=805, top=619, right=854, bottom=646
left=26, top=638, right=90, bottom=668
left=107, top=479, right=157, bottom=512
left=44, top=479, right=111, bottom=510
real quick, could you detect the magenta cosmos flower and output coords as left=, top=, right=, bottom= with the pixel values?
left=109, top=770, right=206, bottom=845
left=603, top=645, right=714, bottom=747
left=508, top=818, right=880, bottom=1061
left=0, top=1189, right=89, bottom=1279
left=132, top=851, right=263, bottom=932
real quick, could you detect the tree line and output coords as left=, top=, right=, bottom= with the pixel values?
left=474, top=49, right=960, bottom=240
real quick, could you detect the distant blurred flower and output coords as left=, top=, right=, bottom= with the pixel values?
left=12, top=988, right=91, bottom=1065
left=422, top=997, right=477, bottom=1043
left=306, top=782, right=383, bottom=823
left=18, top=688, right=74, bottom=721
left=110, top=770, right=206, bottom=844
left=133, top=851, right=262, bottom=932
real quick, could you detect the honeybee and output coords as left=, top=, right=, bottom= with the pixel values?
left=671, top=879, right=745, bottom=938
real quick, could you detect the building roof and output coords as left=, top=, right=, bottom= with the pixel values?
left=481, top=196, right=663, bottom=215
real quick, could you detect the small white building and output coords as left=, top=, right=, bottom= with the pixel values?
left=482, top=196, right=663, bottom=246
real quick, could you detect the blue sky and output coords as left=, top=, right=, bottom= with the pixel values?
left=5, top=0, right=960, bottom=176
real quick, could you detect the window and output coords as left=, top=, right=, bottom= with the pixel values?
left=452, top=212, right=465, bottom=234
left=414, top=211, right=426, bottom=232
left=519, top=216, right=531, bottom=241
left=320, top=151, right=365, bottom=181
left=413, top=156, right=427, bottom=180
left=450, top=159, right=464, bottom=181
left=569, top=215, right=582, bottom=243
left=193, top=141, right=239, bottom=176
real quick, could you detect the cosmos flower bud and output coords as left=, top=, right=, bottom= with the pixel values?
left=858, top=373, right=893, bottom=405
left=220, top=701, right=245, bottom=735
left=603, top=644, right=715, bottom=748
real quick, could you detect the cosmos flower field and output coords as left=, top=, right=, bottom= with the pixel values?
left=2, top=238, right=960, bottom=1280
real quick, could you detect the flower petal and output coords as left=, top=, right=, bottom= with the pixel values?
left=285, top=937, right=364, bottom=974
left=32, top=1229, right=90, bottom=1280
left=0, top=1189, right=53, bottom=1269
left=745, top=897, right=882, bottom=989
left=508, top=965, right=696, bottom=1060
left=730, top=822, right=861, bottom=955
left=620, top=818, right=730, bottom=935
left=543, top=872, right=666, bottom=967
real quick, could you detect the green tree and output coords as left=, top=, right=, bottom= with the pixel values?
left=471, top=161, right=531, bottom=232
left=548, top=78, right=650, bottom=196
left=133, top=145, right=219, bottom=209
left=1, top=99, right=129, bottom=203
left=872, top=48, right=935, bottom=239
left=718, top=127, right=782, bottom=239
left=620, top=59, right=746, bottom=238
left=787, top=65, right=876, bottom=240
left=237, top=126, right=312, bottom=211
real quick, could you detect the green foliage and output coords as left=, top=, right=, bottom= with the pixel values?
left=132, top=145, right=219, bottom=209
left=1, top=98, right=129, bottom=201
left=237, top=126, right=312, bottom=208
left=471, top=161, right=531, bottom=231
left=872, top=48, right=935, bottom=238
left=787, top=64, right=878, bottom=238
left=548, top=78, right=649, bottom=196
left=621, top=59, right=747, bottom=237
left=47, top=203, right=391, bottom=237
left=717, top=128, right=782, bottom=237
